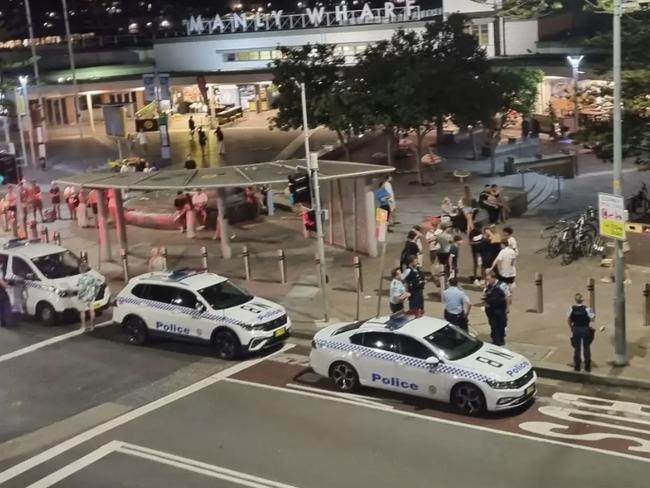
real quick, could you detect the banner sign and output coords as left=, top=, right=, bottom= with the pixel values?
left=183, top=2, right=441, bottom=36
left=598, top=192, right=626, bottom=240
left=158, top=73, right=171, bottom=101
left=376, top=208, right=388, bottom=243
left=143, top=74, right=156, bottom=102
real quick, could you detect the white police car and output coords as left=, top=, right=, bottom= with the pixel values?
left=113, top=268, right=291, bottom=359
left=310, top=313, right=536, bottom=415
left=0, top=238, right=110, bottom=325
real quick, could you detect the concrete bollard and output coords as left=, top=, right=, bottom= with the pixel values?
left=1, top=211, right=8, bottom=232
left=200, top=246, right=209, bottom=271
left=161, top=247, right=168, bottom=271
left=120, top=248, right=130, bottom=282
left=242, top=245, right=251, bottom=280
left=28, top=220, right=38, bottom=241
left=353, top=256, right=363, bottom=292
left=535, top=272, right=544, bottom=314
left=53, top=231, right=61, bottom=246
left=40, top=226, right=50, bottom=244
left=644, top=283, right=650, bottom=327
left=587, top=277, right=595, bottom=313
left=315, top=253, right=322, bottom=288
left=278, top=249, right=287, bottom=284
left=80, top=250, right=89, bottom=268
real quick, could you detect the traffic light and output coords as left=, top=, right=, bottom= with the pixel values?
left=288, top=170, right=311, bottom=205
left=303, top=209, right=316, bottom=232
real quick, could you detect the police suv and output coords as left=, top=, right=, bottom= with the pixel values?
left=310, top=313, right=536, bottom=415
left=0, top=238, right=110, bottom=325
left=113, top=268, right=291, bottom=359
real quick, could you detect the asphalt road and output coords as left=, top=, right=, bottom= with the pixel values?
left=0, top=337, right=648, bottom=488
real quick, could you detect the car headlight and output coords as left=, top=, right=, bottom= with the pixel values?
left=56, top=289, right=78, bottom=298
left=239, top=323, right=254, bottom=331
left=486, top=379, right=520, bottom=390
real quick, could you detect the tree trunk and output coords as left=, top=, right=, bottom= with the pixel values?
left=335, top=128, right=351, bottom=161
left=415, top=130, right=424, bottom=185
left=469, top=126, right=478, bottom=160
left=489, top=130, right=499, bottom=176
left=385, top=127, right=395, bottom=167
left=436, top=116, right=444, bottom=144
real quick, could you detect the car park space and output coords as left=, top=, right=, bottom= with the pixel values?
left=0, top=318, right=79, bottom=357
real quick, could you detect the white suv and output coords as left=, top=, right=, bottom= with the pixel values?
left=113, top=268, right=291, bottom=359
left=0, top=238, right=110, bottom=325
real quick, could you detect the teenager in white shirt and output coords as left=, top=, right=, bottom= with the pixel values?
left=502, top=226, right=518, bottom=256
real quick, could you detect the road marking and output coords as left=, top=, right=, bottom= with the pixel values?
left=0, top=343, right=295, bottom=485
left=119, top=442, right=300, bottom=488
left=285, top=383, right=393, bottom=409
left=225, top=378, right=650, bottom=464
left=0, top=320, right=113, bottom=365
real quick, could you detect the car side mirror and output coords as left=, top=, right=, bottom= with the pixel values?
left=195, top=302, right=206, bottom=314
left=425, top=356, right=440, bottom=367
left=25, top=273, right=36, bottom=281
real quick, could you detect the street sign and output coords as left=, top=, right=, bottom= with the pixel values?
left=143, top=74, right=156, bottom=102
left=598, top=192, right=626, bottom=240
left=376, top=208, right=388, bottom=243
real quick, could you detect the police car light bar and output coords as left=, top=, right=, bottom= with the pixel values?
left=384, top=312, right=416, bottom=330
left=167, top=267, right=207, bottom=281
left=1, top=238, right=32, bottom=249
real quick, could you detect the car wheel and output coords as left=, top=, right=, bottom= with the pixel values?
left=37, top=302, right=57, bottom=326
left=213, top=330, right=240, bottom=360
left=123, top=316, right=148, bottom=346
left=329, top=361, right=359, bottom=392
left=451, top=383, right=486, bottom=416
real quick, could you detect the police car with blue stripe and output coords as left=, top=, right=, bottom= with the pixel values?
left=310, top=313, right=536, bottom=415
left=113, top=268, right=290, bottom=359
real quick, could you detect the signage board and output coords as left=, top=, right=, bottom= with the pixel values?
left=598, top=192, right=626, bottom=240
left=143, top=74, right=156, bottom=102
left=158, top=73, right=171, bottom=101
left=376, top=207, right=388, bottom=243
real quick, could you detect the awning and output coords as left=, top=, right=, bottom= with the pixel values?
left=53, top=160, right=394, bottom=190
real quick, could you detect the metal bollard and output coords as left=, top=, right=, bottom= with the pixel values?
left=200, top=246, right=209, bottom=271
left=535, top=272, right=544, bottom=313
left=120, top=248, right=130, bottom=282
left=278, top=249, right=287, bottom=284
left=161, top=247, right=168, bottom=271
left=28, top=220, right=38, bottom=241
left=40, top=226, right=50, bottom=243
left=53, top=231, right=61, bottom=246
left=80, top=250, right=89, bottom=267
left=644, top=283, right=650, bottom=327
left=587, top=277, right=595, bottom=313
left=353, top=256, right=362, bottom=320
left=315, top=253, right=322, bottom=288
left=242, top=245, right=251, bottom=280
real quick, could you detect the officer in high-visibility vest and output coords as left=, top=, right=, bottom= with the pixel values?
left=568, top=293, right=595, bottom=372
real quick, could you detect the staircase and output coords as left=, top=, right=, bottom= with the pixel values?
left=497, top=171, right=561, bottom=213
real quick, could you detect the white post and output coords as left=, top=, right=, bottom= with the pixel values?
left=612, top=0, right=626, bottom=366
left=19, top=78, right=36, bottom=169
left=86, top=93, right=95, bottom=132
left=24, top=0, right=47, bottom=145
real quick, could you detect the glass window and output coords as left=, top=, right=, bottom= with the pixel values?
left=355, top=45, right=367, bottom=53
left=362, top=332, right=399, bottom=353
left=397, top=335, right=434, bottom=359
left=31, top=251, right=80, bottom=279
left=248, top=51, right=260, bottom=61
left=350, top=333, right=365, bottom=346
left=424, top=325, right=482, bottom=361
left=342, top=45, right=354, bottom=54
left=131, top=284, right=148, bottom=299
left=146, top=284, right=175, bottom=304
left=225, top=53, right=236, bottom=62
left=260, top=51, right=271, bottom=60
left=236, top=52, right=250, bottom=61
left=344, top=55, right=355, bottom=64
left=198, top=280, right=252, bottom=310
left=0, top=254, right=8, bottom=277
left=12, top=257, right=37, bottom=280
left=479, top=24, right=489, bottom=46
left=271, top=50, right=283, bottom=59
left=171, top=289, right=198, bottom=309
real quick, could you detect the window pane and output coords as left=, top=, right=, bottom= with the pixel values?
left=132, top=284, right=148, bottom=299
left=342, top=45, right=354, bottom=54
left=260, top=51, right=271, bottom=60
left=225, top=53, right=236, bottom=62
left=0, top=255, right=8, bottom=276
left=350, top=333, right=364, bottom=345
left=12, top=257, right=36, bottom=280
left=147, top=285, right=175, bottom=304
left=248, top=51, right=260, bottom=60
left=424, top=325, right=482, bottom=361
left=271, top=50, right=282, bottom=59
left=198, top=280, right=252, bottom=310
left=172, top=289, right=198, bottom=309
left=236, top=52, right=250, bottom=61
left=397, top=336, right=433, bottom=359
left=362, top=332, right=399, bottom=352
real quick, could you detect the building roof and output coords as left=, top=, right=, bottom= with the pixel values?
left=53, top=159, right=394, bottom=190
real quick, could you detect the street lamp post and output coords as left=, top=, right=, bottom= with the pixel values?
left=61, top=0, right=83, bottom=138
left=18, top=76, right=37, bottom=169
left=612, top=0, right=626, bottom=366
left=24, top=0, right=47, bottom=162
left=298, top=81, right=329, bottom=322
left=566, top=55, right=583, bottom=135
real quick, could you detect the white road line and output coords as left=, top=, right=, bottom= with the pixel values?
left=118, top=442, right=300, bottom=488
left=285, top=383, right=393, bottom=409
left=25, top=440, right=123, bottom=488
left=0, top=320, right=113, bottom=364
left=0, top=343, right=295, bottom=485
left=224, top=378, right=650, bottom=465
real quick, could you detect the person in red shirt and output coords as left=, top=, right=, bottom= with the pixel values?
left=29, top=181, right=44, bottom=222
left=49, top=182, right=61, bottom=220
left=88, top=189, right=99, bottom=227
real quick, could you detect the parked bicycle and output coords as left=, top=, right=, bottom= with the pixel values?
left=541, top=207, right=603, bottom=265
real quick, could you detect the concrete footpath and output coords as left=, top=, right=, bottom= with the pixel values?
left=13, top=166, right=650, bottom=392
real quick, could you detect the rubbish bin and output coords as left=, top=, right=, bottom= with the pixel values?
left=504, top=157, right=515, bottom=175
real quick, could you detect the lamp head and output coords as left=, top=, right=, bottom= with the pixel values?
left=18, top=76, right=28, bottom=87
left=566, top=55, right=584, bottom=69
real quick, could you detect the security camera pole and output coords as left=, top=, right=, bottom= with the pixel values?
left=298, top=81, right=329, bottom=321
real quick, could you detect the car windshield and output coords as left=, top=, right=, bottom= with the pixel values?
left=424, top=325, right=482, bottom=361
left=31, top=251, right=81, bottom=279
left=198, top=280, right=253, bottom=310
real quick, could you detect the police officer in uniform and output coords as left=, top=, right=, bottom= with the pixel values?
left=483, top=271, right=508, bottom=346
left=402, top=255, right=426, bottom=317
left=568, top=293, right=595, bottom=372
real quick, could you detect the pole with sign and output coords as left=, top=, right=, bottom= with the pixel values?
left=375, top=208, right=389, bottom=317
left=598, top=191, right=626, bottom=363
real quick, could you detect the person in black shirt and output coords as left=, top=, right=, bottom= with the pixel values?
left=483, top=271, right=508, bottom=346
left=173, top=191, right=188, bottom=233
left=447, top=235, right=463, bottom=280
left=188, top=116, right=196, bottom=140
left=198, top=127, right=207, bottom=155
left=568, top=293, right=595, bottom=372
left=402, top=255, right=426, bottom=317
left=469, top=223, right=484, bottom=284
left=400, top=230, right=420, bottom=270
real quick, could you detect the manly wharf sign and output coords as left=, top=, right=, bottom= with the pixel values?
left=183, top=1, right=441, bottom=36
